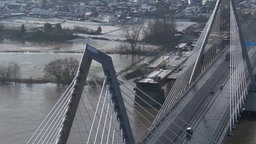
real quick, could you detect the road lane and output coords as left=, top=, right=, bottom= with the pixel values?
left=142, top=50, right=230, bottom=144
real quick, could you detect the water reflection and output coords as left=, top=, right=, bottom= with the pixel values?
left=0, top=83, right=62, bottom=144
left=0, top=37, right=155, bottom=143
left=226, top=116, right=256, bottom=144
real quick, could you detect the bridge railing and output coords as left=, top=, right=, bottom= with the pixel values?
left=154, top=0, right=226, bottom=124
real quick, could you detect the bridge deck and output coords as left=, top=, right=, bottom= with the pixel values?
left=189, top=61, right=231, bottom=144
left=142, top=50, right=231, bottom=144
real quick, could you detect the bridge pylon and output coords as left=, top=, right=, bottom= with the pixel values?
left=230, top=0, right=256, bottom=91
left=188, top=0, right=228, bottom=85
left=142, top=0, right=255, bottom=143
left=27, top=45, right=135, bottom=144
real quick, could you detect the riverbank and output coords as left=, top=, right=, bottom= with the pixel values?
left=2, top=18, right=199, bottom=49
left=0, top=17, right=200, bottom=84
left=0, top=77, right=107, bottom=85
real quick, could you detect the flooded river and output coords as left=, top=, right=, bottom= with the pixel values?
left=0, top=52, right=254, bottom=143
left=0, top=39, right=153, bottom=143
left=226, top=116, right=256, bottom=144
left=0, top=17, right=255, bottom=143
left=0, top=83, right=61, bottom=144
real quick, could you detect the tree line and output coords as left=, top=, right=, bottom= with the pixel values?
left=0, top=57, right=79, bottom=84
left=121, top=10, right=177, bottom=54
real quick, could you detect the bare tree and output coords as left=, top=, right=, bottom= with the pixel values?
left=21, top=24, right=26, bottom=34
left=44, top=57, right=79, bottom=84
left=143, top=16, right=176, bottom=46
left=121, top=23, right=144, bottom=54
left=54, top=23, right=62, bottom=33
left=0, top=25, right=4, bottom=39
left=143, top=2, right=176, bottom=48
left=0, top=25, right=4, bottom=32
left=0, top=62, right=20, bottom=82
left=44, top=23, right=53, bottom=33
left=0, top=25, right=4, bottom=42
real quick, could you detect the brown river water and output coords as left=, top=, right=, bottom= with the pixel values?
left=0, top=20, right=255, bottom=143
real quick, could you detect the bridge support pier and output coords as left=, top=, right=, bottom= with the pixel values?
left=134, top=83, right=165, bottom=109
left=134, top=69, right=176, bottom=110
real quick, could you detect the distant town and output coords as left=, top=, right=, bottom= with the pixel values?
left=0, top=0, right=218, bottom=23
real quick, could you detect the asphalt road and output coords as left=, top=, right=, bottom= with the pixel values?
left=141, top=50, right=230, bottom=144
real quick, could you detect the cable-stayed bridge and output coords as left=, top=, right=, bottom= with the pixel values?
left=26, top=0, right=256, bottom=143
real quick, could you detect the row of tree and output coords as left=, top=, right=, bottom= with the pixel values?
left=0, top=22, right=79, bottom=42
left=44, top=57, right=79, bottom=84
left=121, top=14, right=177, bottom=54
left=0, top=57, right=78, bottom=84
left=1, top=17, right=175, bottom=54
left=0, top=62, right=20, bottom=82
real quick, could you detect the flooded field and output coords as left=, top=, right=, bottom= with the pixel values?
left=0, top=16, right=255, bottom=144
